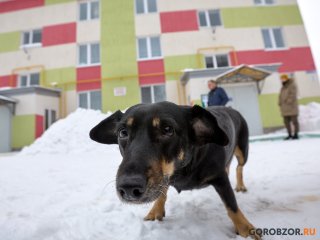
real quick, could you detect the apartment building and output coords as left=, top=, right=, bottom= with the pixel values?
left=0, top=0, right=319, bottom=151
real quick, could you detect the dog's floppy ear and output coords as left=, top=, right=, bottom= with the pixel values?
left=89, top=110, right=123, bottom=144
left=190, top=105, right=229, bottom=146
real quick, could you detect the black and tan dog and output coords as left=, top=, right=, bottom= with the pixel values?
left=90, top=101, right=260, bottom=239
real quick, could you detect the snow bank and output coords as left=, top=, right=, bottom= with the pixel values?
left=299, top=102, right=320, bottom=132
left=21, top=108, right=117, bottom=155
left=21, top=102, right=320, bottom=155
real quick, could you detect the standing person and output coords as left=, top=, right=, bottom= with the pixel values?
left=207, top=79, right=229, bottom=106
left=278, top=74, right=299, bottom=140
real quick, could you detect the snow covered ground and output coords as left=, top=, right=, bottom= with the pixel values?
left=1, top=108, right=320, bottom=240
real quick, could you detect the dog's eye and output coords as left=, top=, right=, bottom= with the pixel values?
left=162, top=126, right=174, bottom=136
left=118, top=128, right=128, bottom=138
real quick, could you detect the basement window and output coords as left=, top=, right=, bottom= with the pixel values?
left=45, top=109, right=57, bottom=130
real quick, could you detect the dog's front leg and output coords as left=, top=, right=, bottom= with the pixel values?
left=211, top=174, right=261, bottom=240
left=144, top=187, right=168, bottom=221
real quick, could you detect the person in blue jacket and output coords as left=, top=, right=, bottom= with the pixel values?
left=207, top=79, right=229, bottom=106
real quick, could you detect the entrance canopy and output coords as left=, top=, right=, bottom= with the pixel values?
left=180, top=63, right=280, bottom=84
left=0, top=95, right=17, bottom=104
left=180, top=63, right=281, bottom=94
left=215, top=64, right=271, bottom=84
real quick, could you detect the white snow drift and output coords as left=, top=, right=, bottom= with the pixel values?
left=1, top=104, right=319, bottom=240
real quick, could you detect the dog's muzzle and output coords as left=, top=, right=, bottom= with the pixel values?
left=117, top=175, right=146, bottom=202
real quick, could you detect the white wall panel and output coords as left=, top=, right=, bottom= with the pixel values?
left=0, top=2, right=77, bottom=33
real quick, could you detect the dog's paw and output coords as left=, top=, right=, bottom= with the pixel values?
left=235, top=224, right=261, bottom=240
left=144, top=208, right=166, bottom=221
left=235, top=185, right=247, bottom=192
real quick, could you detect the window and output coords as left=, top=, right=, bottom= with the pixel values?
left=22, top=29, right=42, bottom=47
left=79, top=0, right=99, bottom=21
left=137, top=36, right=161, bottom=60
left=205, top=54, right=230, bottom=69
left=78, top=43, right=100, bottom=66
left=19, top=73, right=40, bottom=87
left=262, top=28, right=285, bottom=49
left=198, top=10, right=222, bottom=27
left=135, top=0, right=157, bottom=14
left=45, top=109, right=56, bottom=130
left=254, top=0, right=274, bottom=5
left=141, top=85, right=166, bottom=103
left=78, top=91, right=101, bottom=110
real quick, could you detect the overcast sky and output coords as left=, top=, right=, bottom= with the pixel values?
left=297, top=0, right=320, bottom=80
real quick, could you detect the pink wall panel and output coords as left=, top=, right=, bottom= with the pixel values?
left=138, top=59, right=165, bottom=85
left=42, top=23, right=76, bottom=47
left=231, top=47, right=316, bottom=73
left=160, top=10, right=199, bottom=33
left=76, top=66, right=101, bottom=91
left=35, top=115, right=44, bottom=139
left=0, top=0, right=44, bottom=13
left=0, top=75, right=17, bottom=88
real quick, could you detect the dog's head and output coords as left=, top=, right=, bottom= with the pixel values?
left=90, top=102, right=228, bottom=203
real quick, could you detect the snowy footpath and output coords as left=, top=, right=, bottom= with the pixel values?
left=1, top=108, right=320, bottom=240
left=0, top=139, right=320, bottom=240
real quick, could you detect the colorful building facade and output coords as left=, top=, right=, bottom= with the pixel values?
left=0, top=0, right=319, bottom=150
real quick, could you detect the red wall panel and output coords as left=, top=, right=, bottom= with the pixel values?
left=0, top=0, right=44, bottom=13
left=76, top=66, right=101, bottom=91
left=35, top=115, right=44, bottom=139
left=0, top=75, right=17, bottom=88
left=138, top=59, right=165, bottom=85
left=42, top=23, right=76, bottom=47
left=231, top=47, right=316, bottom=73
left=160, top=10, right=199, bottom=33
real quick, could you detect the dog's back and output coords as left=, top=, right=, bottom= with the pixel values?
left=206, top=106, right=249, bottom=163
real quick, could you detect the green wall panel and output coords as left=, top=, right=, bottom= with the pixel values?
left=298, top=96, right=320, bottom=105
left=164, top=54, right=204, bottom=80
left=102, top=78, right=140, bottom=112
left=45, top=0, right=75, bottom=5
left=222, top=5, right=303, bottom=28
left=0, top=31, right=20, bottom=53
left=45, top=67, right=76, bottom=91
left=258, top=93, right=283, bottom=128
left=11, top=115, right=35, bottom=149
left=101, top=0, right=137, bottom=78
left=258, top=94, right=320, bottom=128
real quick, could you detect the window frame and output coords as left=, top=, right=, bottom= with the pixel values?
left=197, top=9, right=222, bottom=28
left=78, top=0, right=100, bottom=21
left=78, top=90, right=102, bottom=110
left=254, top=0, right=275, bottom=6
left=137, top=36, right=162, bottom=60
left=18, top=72, right=40, bottom=87
left=135, top=0, right=157, bottom=15
left=21, top=29, right=42, bottom=48
left=77, top=42, right=100, bottom=67
left=140, top=84, right=166, bottom=103
left=204, top=54, right=230, bottom=69
left=45, top=109, right=57, bottom=130
left=261, top=27, right=286, bottom=50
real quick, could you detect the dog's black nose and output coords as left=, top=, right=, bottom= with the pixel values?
left=117, top=175, right=146, bottom=201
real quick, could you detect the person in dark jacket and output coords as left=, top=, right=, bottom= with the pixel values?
left=278, top=74, right=299, bottom=140
left=207, top=79, right=229, bottom=106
